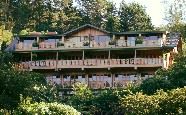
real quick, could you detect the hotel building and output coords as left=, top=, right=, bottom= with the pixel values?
left=7, top=24, right=182, bottom=89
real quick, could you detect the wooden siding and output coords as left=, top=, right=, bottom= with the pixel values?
left=70, top=28, right=108, bottom=36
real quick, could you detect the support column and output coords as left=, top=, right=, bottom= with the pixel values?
left=62, top=36, right=64, bottom=42
left=83, top=50, right=85, bottom=60
left=31, top=52, right=33, bottom=61
left=56, top=52, right=58, bottom=71
left=85, top=74, right=89, bottom=86
left=108, top=50, right=111, bottom=70
left=134, top=49, right=137, bottom=58
left=112, top=34, right=115, bottom=40
left=36, top=36, right=39, bottom=43
left=61, top=74, right=64, bottom=88
left=82, top=50, right=85, bottom=70
left=112, top=73, right=115, bottom=88
left=30, top=52, right=33, bottom=71
left=108, top=50, right=111, bottom=59
left=134, top=49, right=137, bottom=70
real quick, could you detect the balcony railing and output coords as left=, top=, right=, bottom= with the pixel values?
left=116, top=39, right=162, bottom=47
left=57, top=58, right=163, bottom=68
left=30, top=60, right=56, bottom=69
left=15, top=58, right=163, bottom=70
left=15, top=38, right=165, bottom=50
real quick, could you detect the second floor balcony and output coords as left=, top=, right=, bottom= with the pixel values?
left=16, top=58, right=163, bottom=70
left=15, top=38, right=165, bottom=51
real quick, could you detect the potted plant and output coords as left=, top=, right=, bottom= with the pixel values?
left=135, top=36, right=143, bottom=46
left=108, top=40, right=116, bottom=47
left=83, top=42, right=89, bottom=48
left=57, top=42, right=64, bottom=48
left=32, top=41, right=38, bottom=49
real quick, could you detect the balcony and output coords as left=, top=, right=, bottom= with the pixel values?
left=15, top=58, right=163, bottom=70
left=88, top=81, right=106, bottom=89
left=116, top=39, right=162, bottom=47
left=14, top=62, right=30, bottom=71
left=29, top=60, right=57, bottom=69
left=15, top=38, right=165, bottom=51
left=57, top=58, right=163, bottom=68
left=39, top=42, right=56, bottom=49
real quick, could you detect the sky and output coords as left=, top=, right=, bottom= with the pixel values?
left=114, top=0, right=167, bottom=26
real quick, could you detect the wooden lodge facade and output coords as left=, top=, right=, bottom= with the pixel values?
left=7, top=24, right=182, bottom=90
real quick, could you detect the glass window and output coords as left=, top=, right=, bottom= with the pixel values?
left=94, top=36, right=111, bottom=43
left=24, top=40, right=34, bottom=44
left=47, top=39, right=56, bottom=43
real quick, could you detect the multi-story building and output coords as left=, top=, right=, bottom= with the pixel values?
left=7, top=24, right=182, bottom=89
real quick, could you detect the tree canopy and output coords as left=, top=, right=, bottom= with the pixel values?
left=0, top=0, right=154, bottom=36
left=119, top=1, right=154, bottom=32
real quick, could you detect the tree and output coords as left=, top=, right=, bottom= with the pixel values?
left=140, top=54, right=186, bottom=95
left=15, top=97, right=80, bottom=115
left=0, top=53, right=58, bottom=110
left=163, top=0, right=186, bottom=31
left=103, top=1, right=120, bottom=32
left=55, top=0, right=82, bottom=33
left=119, top=1, right=154, bottom=32
left=66, top=83, right=93, bottom=114
left=120, top=87, right=186, bottom=114
left=1, top=41, right=7, bottom=52
left=76, top=0, right=109, bottom=28
left=140, top=75, right=172, bottom=95
left=163, top=0, right=186, bottom=40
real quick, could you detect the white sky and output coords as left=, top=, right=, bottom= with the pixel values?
left=114, top=0, right=168, bottom=26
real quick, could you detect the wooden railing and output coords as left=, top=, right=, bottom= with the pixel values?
left=57, top=58, right=163, bottom=68
left=15, top=58, right=163, bottom=70
left=88, top=81, right=106, bottom=89
left=15, top=39, right=164, bottom=50
left=39, top=42, right=56, bottom=49
left=30, top=60, right=56, bottom=69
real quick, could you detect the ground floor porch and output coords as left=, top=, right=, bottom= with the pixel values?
left=35, top=68, right=158, bottom=89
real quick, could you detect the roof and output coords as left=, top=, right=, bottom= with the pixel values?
left=115, top=31, right=168, bottom=35
left=63, top=24, right=110, bottom=36
left=17, top=34, right=63, bottom=38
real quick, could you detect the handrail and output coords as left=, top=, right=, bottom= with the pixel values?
left=16, top=58, right=163, bottom=69
left=15, top=38, right=165, bottom=50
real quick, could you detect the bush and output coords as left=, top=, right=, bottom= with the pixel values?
left=120, top=87, right=186, bottom=115
left=15, top=98, right=80, bottom=115
left=19, top=30, right=28, bottom=35
left=140, top=76, right=172, bottom=95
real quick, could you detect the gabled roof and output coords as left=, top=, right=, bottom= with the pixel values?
left=63, top=24, right=110, bottom=36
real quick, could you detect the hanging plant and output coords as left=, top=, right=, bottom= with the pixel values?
left=135, top=36, right=143, bottom=44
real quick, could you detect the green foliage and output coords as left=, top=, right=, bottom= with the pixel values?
left=119, top=1, right=154, bottom=31
left=32, top=41, right=39, bottom=47
left=1, top=0, right=154, bottom=33
left=1, top=41, right=7, bottom=52
left=120, top=87, right=186, bottom=115
left=121, top=92, right=160, bottom=114
left=57, top=42, right=64, bottom=47
left=140, top=76, right=172, bottom=95
left=76, top=0, right=108, bottom=27
left=66, top=83, right=93, bottom=114
left=65, top=83, right=137, bottom=115
left=15, top=97, right=80, bottom=115
left=26, top=84, right=58, bottom=103
left=140, top=54, right=186, bottom=95
left=2, top=30, right=12, bottom=43
left=135, top=36, right=143, bottom=44
left=0, top=53, right=58, bottom=110
left=19, top=30, right=29, bottom=35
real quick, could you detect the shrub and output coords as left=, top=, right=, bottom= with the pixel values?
left=15, top=98, right=80, bottom=115
left=120, top=87, right=186, bottom=115
left=19, top=30, right=28, bottom=35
